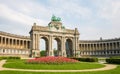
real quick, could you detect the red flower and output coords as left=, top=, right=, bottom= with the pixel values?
left=26, top=56, right=79, bottom=64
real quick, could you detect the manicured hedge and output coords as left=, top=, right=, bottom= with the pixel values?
left=71, top=57, right=98, bottom=62
left=110, top=56, right=120, bottom=59
left=0, top=56, right=21, bottom=60
left=106, top=58, right=120, bottom=64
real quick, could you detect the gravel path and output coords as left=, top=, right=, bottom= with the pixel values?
left=0, top=60, right=117, bottom=72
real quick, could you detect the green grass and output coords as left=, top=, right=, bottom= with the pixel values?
left=0, top=65, right=120, bottom=74
left=3, top=59, right=104, bottom=70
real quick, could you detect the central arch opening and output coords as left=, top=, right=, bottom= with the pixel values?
left=52, top=38, right=61, bottom=56
left=66, top=39, right=73, bottom=57
left=39, top=37, right=49, bottom=56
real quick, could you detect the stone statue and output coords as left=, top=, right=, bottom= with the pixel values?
left=51, top=15, right=61, bottom=21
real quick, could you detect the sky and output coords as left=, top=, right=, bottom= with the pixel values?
left=0, top=0, right=120, bottom=50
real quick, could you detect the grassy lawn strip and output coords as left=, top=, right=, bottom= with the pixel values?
left=0, top=65, right=119, bottom=74
left=3, top=59, right=104, bottom=70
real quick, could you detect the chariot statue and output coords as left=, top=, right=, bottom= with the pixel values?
left=51, top=15, right=61, bottom=22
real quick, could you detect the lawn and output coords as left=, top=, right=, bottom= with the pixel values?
left=3, top=59, right=104, bottom=70
left=0, top=65, right=120, bottom=74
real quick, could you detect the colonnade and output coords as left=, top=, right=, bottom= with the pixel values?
left=0, top=31, right=31, bottom=58
left=79, top=40, right=120, bottom=57
left=0, top=36, right=30, bottom=49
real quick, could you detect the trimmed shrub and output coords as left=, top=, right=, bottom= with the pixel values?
left=71, top=57, right=98, bottom=62
left=110, top=56, right=120, bottom=59
left=106, top=58, right=120, bottom=64
left=0, top=56, right=21, bottom=60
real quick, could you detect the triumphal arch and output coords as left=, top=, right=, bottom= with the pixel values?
left=30, top=15, right=80, bottom=57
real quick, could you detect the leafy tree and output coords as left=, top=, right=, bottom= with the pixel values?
left=40, top=50, right=46, bottom=57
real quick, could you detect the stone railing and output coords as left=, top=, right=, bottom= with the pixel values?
left=0, top=31, right=30, bottom=39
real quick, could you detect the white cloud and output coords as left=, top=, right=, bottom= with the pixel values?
left=0, top=3, right=47, bottom=26
left=97, top=0, right=120, bottom=25
left=49, top=0, right=92, bottom=19
left=0, top=0, right=120, bottom=40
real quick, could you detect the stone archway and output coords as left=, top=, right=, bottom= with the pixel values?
left=29, top=15, right=80, bottom=57
left=66, top=39, right=73, bottom=57
left=53, top=37, right=62, bottom=56
left=39, top=36, right=49, bottom=56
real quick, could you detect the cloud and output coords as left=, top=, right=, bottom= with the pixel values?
left=97, top=0, right=120, bottom=25
left=0, top=0, right=120, bottom=40
left=0, top=4, right=47, bottom=26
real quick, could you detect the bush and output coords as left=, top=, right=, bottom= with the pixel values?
left=106, top=58, right=120, bottom=64
left=110, top=56, right=120, bottom=59
left=0, top=56, right=21, bottom=60
left=71, top=57, right=98, bottom=62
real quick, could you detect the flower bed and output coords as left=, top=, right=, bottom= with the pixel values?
left=26, top=56, right=79, bottom=64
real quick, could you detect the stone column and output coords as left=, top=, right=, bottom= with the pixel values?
left=37, top=34, right=39, bottom=50
left=25, top=40, right=27, bottom=49
left=61, top=37, right=66, bottom=57
left=77, top=37, right=79, bottom=57
left=35, top=34, right=36, bottom=50
left=117, top=42, right=119, bottom=49
left=105, top=43, right=107, bottom=49
left=90, top=44, right=91, bottom=51
left=108, top=43, right=110, bottom=50
left=115, top=42, right=117, bottom=49
left=84, top=44, right=86, bottom=50
left=22, top=40, right=24, bottom=49
left=99, top=43, right=100, bottom=50
left=102, top=43, right=104, bottom=50
left=119, top=42, right=120, bottom=49
left=48, top=35, right=53, bottom=56
left=73, top=36, right=79, bottom=57
left=35, top=34, right=37, bottom=49
left=5, top=37, right=6, bottom=47
left=73, top=37, right=76, bottom=57
left=112, top=42, right=114, bottom=49
left=1, top=37, right=3, bottom=47
left=36, top=34, right=38, bottom=50
left=92, top=44, right=94, bottom=50
left=8, top=38, right=10, bottom=48
left=96, top=43, right=98, bottom=51
left=97, top=43, right=98, bottom=50
left=18, top=40, right=20, bottom=49
left=31, top=33, right=36, bottom=57
left=34, top=34, right=40, bottom=57
left=86, top=44, right=88, bottom=50
left=33, top=34, right=35, bottom=50
left=10, top=38, right=13, bottom=48
left=11, top=39, right=13, bottom=48
left=14, top=39, right=16, bottom=49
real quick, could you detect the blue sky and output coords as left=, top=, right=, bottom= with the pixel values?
left=0, top=0, right=120, bottom=41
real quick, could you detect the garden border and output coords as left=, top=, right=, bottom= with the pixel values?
left=0, top=60, right=117, bottom=72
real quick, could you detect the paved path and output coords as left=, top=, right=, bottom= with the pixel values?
left=0, top=60, right=117, bottom=72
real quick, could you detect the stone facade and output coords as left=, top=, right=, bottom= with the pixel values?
left=79, top=38, right=120, bottom=57
left=0, top=17, right=120, bottom=58
left=0, top=31, right=31, bottom=58
left=29, top=20, right=79, bottom=57
left=0, top=19, right=79, bottom=58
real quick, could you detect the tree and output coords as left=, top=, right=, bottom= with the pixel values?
left=53, top=48, right=58, bottom=56
left=40, top=50, right=46, bottom=57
